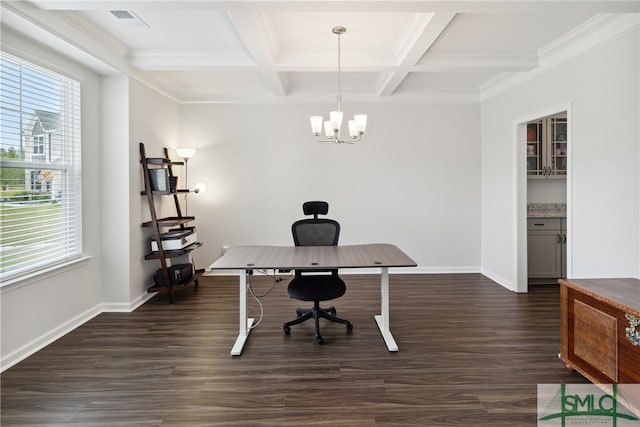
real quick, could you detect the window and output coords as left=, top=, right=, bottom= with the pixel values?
left=33, top=134, right=45, bottom=158
left=0, top=52, right=82, bottom=282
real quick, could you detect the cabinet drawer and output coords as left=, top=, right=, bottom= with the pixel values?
left=527, top=218, right=562, bottom=230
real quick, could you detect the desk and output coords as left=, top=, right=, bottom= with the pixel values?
left=208, top=243, right=417, bottom=355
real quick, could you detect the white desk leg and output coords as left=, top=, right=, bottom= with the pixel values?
left=374, top=267, right=398, bottom=352
left=231, top=270, right=255, bottom=356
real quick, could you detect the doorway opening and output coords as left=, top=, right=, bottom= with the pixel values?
left=516, top=105, right=571, bottom=292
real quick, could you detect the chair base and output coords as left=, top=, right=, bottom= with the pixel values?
left=283, top=300, right=352, bottom=344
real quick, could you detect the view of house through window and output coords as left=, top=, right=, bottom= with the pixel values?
left=0, top=51, right=82, bottom=282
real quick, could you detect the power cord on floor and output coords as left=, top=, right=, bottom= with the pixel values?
left=247, top=269, right=293, bottom=330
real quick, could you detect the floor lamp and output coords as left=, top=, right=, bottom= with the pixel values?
left=175, top=147, right=196, bottom=215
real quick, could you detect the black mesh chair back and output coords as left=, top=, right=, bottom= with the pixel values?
left=292, top=219, right=340, bottom=247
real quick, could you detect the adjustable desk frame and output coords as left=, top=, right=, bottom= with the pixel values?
left=208, top=244, right=417, bottom=356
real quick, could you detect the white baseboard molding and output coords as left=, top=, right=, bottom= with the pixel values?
left=100, top=291, right=157, bottom=312
left=480, top=267, right=516, bottom=292
left=1, top=291, right=157, bottom=372
left=1, top=303, right=102, bottom=372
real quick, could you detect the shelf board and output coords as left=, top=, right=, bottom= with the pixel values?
left=145, top=157, right=184, bottom=166
left=144, top=242, right=203, bottom=259
left=142, top=216, right=195, bottom=227
left=147, top=268, right=205, bottom=293
left=140, top=189, right=189, bottom=195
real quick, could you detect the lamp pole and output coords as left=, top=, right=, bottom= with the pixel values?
left=175, top=148, right=196, bottom=215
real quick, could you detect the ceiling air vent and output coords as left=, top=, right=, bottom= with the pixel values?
left=110, top=10, right=135, bottom=20
left=109, top=10, right=149, bottom=27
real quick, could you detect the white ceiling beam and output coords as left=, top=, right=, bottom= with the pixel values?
left=377, top=12, right=456, bottom=97
left=129, top=49, right=256, bottom=70
left=227, top=10, right=290, bottom=97
left=1, top=1, right=126, bottom=74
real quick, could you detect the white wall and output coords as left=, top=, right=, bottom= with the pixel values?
left=0, top=29, right=103, bottom=369
left=180, top=102, right=481, bottom=272
left=100, top=75, right=131, bottom=306
left=100, top=75, right=182, bottom=307
left=129, top=79, right=181, bottom=299
left=481, top=25, right=640, bottom=290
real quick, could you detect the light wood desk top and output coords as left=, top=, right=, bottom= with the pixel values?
left=209, top=243, right=416, bottom=355
left=208, top=243, right=417, bottom=271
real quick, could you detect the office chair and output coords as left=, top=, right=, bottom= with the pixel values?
left=283, top=201, right=353, bottom=344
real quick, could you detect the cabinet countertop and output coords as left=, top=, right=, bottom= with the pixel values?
left=527, top=211, right=566, bottom=219
left=527, top=203, right=566, bottom=219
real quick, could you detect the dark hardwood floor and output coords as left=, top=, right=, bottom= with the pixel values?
left=1, top=274, right=588, bottom=426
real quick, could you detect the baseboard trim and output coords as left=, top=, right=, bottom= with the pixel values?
left=1, top=291, right=157, bottom=372
left=481, top=267, right=516, bottom=292
left=1, top=303, right=102, bottom=372
left=100, top=291, right=157, bottom=312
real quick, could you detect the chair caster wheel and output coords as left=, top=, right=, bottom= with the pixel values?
left=346, top=322, right=353, bottom=332
left=316, top=335, right=324, bottom=345
left=284, top=326, right=291, bottom=334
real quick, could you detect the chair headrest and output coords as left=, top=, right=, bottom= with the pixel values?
left=303, top=201, right=329, bottom=218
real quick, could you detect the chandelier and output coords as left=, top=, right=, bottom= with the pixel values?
left=310, top=26, right=367, bottom=144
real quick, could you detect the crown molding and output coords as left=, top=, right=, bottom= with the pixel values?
left=480, top=13, right=640, bottom=101
left=129, top=49, right=256, bottom=70
left=419, top=52, right=538, bottom=71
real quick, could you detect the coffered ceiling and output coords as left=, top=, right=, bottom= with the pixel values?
left=2, top=1, right=638, bottom=103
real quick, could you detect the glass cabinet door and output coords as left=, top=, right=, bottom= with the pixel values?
left=526, top=114, right=567, bottom=180
left=548, top=117, right=567, bottom=177
left=526, top=121, right=543, bottom=177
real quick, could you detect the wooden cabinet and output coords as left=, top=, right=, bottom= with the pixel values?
left=527, top=218, right=566, bottom=283
left=140, top=142, right=203, bottom=304
left=527, top=115, right=567, bottom=179
left=560, top=279, right=640, bottom=419
left=560, top=278, right=640, bottom=385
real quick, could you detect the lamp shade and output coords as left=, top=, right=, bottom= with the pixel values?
left=329, top=111, right=343, bottom=132
left=348, top=120, right=357, bottom=137
left=354, top=115, right=367, bottom=133
left=176, top=147, right=196, bottom=159
left=323, top=121, right=333, bottom=137
left=310, top=116, right=323, bottom=135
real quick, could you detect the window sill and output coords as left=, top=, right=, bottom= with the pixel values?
left=0, top=255, right=94, bottom=294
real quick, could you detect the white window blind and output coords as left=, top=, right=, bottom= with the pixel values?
left=0, top=51, right=82, bottom=282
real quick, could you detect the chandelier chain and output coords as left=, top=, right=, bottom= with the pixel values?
left=337, top=31, right=342, bottom=111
